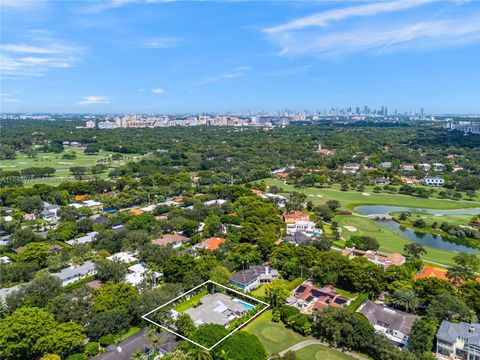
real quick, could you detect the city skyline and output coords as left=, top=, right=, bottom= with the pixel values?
left=2, top=0, right=480, bottom=114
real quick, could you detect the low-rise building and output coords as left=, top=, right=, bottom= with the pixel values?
left=401, top=164, right=415, bottom=171
left=204, top=199, right=227, bottom=206
left=66, top=231, right=98, bottom=246
left=423, top=176, right=444, bottom=187
left=436, top=321, right=480, bottom=359
left=107, top=251, right=138, bottom=264
left=194, top=237, right=225, bottom=251
left=53, top=261, right=97, bottom=286
left=230, top=265, right=279, bottom=292
left=288, top=282, right=349, bottom=314
left=341, top=247, right=405, bottom=268
left=433, top=163, right=446, bottom=172
left=152, top=234, right=190, bottom=248
left=417, top=163, right=431, bottom=171
left=286, top=221, right=321, bottom=237
left=282, top=211, right=309, bottom=223
left=358, top=301, right=418, bottom=347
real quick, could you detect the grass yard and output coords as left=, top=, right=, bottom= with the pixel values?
left=244, top=310, right=308, bottom=355
left=251, top=278, right=304, bottom=298
left=265, top=179, right=480, bottom=210
left=173, top=289, right=208, bottom=312
left=335, top=215, right=478, bottom=267
left=0, top=146, right=142, bottom=173
left=296, top=344, right=354, bottom=360
left=391, top=211, right=474, bottom=226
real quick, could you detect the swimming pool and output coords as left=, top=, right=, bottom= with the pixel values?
left=233, top=298, right=255, bottom=310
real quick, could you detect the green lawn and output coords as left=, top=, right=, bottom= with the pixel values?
left=173, top=289, right=208, bottom=312
left=251, top=278, right=304, bottom=298
left=265, top=179, right=480, bottom=210
left=391, top=211, right=474, bottom=226
left=244, top=310, right=308, bottom=355
left=0, top=146, right=142, bottom=173
left=335, top=214, right=478, bottom=267
left=296, top=344, right=354, bottom=360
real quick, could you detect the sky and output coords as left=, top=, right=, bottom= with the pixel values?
left=1, top=0, right=480, bottom=114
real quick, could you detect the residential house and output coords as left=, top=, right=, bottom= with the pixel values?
left=195, top=237, right=225, bottom=251
left=358, top=301, right=418, bottom=347
left=65, top=231, right=98, bottom=246
left=0, top=285, right=20, bottom=304
left=183, top=293, right=249, bottom=327
left=140, top=204, right=157, bottom=212
left=282, top=211, right=309, bottom=223
left=285, top=231, right=312, bottom=246
left=423, top=176, right=444, bottom=187
left=316, top=144, right=337, bottom=155
left=453, top=165, right=464, bottom=172
left=371, top=178, right=391, bottom=185
left=204, top=199, right=227, bottom=206
left=91, top=214, right=110, bottom=226
left=400, top=177, right=421, bottom=185
left=343, top=163, right=360, bottom=174
left=152, top=234, right=190, bottom=248
left=341, top=247, right=405, bottom=268
left=0, top=256, right=10, bottom=264
left=401, top=164, right=415, bottom=171
left=107, top=251, right=138, bottom=264
left=433, top=163, right=446, bottom=172
left=230, top=265, right=279, bottom=292
left=414, top=265, right=448, bottom=281
left=128, top=208, right=144, bottom=216
left=69, top=200, right=103, bottom=211
left=417, top=163, right=431, bottom=171
left=380, top=162, right=392, bottom=169
left=436, top=321, right=480, bottom=359
left=288, top=282, right=349, bottom=314
left=286, top=221, right=321, bottom=237
left=53, top=261, right=97, bottom=287
left=40, top=204, right=61, bottom=221
left=111, top=224, right=126, bottom=232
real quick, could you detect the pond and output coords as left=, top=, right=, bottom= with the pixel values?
left=354, top=205, right=480, bottom=254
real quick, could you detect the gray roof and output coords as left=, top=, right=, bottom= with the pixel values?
left=437, top=321, right=480, bottom=346
left=66, top=231, right=98, bottom=246
left=0, top=285, right=20, bottom=303
left=54, top=261, right=96, bottom=282
left=230, top=265, right=277, bottom=286
left=184, top=292, right=247, bottom=327
left=358, top=301, right=418, bottom=335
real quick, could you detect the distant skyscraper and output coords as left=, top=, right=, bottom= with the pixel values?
left=420, top=108, right=425, bottom=117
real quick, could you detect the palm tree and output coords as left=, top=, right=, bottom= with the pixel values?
left=189, top=349, right=213, bottom=360
left=390, top=288, right=419, bottom=312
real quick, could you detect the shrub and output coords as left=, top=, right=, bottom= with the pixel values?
left=99, top=334, right=115, bottom=347
left=84, top=342, right=100, bottom=357
left=66, top=354, right=87, bottom=360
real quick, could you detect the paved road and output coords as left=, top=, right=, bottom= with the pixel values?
left=277, top=339, right=369, bottom=360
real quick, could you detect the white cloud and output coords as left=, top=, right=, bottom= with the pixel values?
left=264, top=0, right=434, bottom=34
left=78, top=96, right=111, bottom=105
left=0, top=92, right=20, bottom=103
left=193, top=66, right=251, bottom=86
left=151, top=88, right=165, bottom=94
left=140, top=37, right=184, bottom=49
left=80, top=0, right=174, bottom=13
left=263, top=2, right=480, bottom=57
left=0, top=34, right=83, bottom=79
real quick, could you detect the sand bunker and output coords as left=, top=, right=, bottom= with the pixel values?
left=343, top=226, right=357, bottom=232
left=362, top=192, right=370, bottom=196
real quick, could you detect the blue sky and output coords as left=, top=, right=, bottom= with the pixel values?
left=1, top=0, right=480, bottom=114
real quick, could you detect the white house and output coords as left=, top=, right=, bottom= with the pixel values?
left=204, top=199, right=227, bottom=206
left=423, top=177, right=444, bottom=187
left=53, top=261, right=97, bottom=287
left=286, top=221, right=320, bottom=237
left=436, top=321, right=480, bottom=359
left=107, top=251, right=138, bottom=264
left=432, top=163, right=446, bottom=172
left=358, top=301, right=418, bottom=348
left=417, top=163, right=431, bottom=171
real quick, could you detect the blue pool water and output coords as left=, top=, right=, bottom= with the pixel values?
left=234, top=298, right=255, bottom=310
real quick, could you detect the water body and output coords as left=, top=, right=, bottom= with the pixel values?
left=354, top=205, right=480, bottom=253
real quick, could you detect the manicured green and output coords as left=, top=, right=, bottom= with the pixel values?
left=113, top=326, right=142, bottom=344
left=1, top=146, right=141, bottom=171
left=244, top=310, right=308, bottom=355
left=173, top=289, right=208, bottom=312
left=251, top=278, right=304, bottom=298
left=296, top=344, right=355, bottom=360
left=335, top=214, right=469, bottom=267
left=265, top=179, right=480, bottom=210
